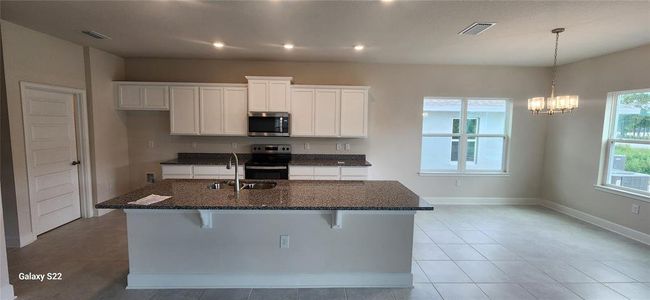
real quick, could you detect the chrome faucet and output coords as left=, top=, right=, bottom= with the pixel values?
left=226, top=152, right=240, bottom=194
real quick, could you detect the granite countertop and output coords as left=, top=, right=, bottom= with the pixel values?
left=288, top=154, right=371, bottom=167
left=95, top=179, right=432, bottom=211
left=160, top=153, right=252, bottom=165
left=160, top=153, right=371, bottom=167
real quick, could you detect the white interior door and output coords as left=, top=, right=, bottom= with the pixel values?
left=22, top=86, right=82, bottom=235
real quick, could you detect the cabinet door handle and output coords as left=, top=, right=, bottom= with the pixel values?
left=71, top=161, right=81, bottom=166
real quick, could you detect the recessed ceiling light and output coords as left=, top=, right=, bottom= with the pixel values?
left=354, top=45, right=365, bottom=51
left=213, top=42, right=225, bottom=48
left=381, top=0, right=394, bottom=2
left=283, top=43, right=294, bottom=50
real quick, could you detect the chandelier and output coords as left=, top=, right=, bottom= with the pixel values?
left=528, top=28, right=579, bottom=115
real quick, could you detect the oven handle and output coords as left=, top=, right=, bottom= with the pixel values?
left=245, top=166, right=288, bottom=170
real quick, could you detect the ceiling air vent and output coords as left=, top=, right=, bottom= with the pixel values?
left=81, top=30, right=112, bottom=40
left=458, top=22, right=496, bottom=35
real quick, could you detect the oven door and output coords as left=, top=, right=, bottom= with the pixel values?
left=248, top=112, right=290, bottom=137
left=245, top=165, right=289, bottom=179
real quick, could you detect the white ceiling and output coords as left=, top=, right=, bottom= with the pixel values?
left=2, top=1, right=649, bottom=66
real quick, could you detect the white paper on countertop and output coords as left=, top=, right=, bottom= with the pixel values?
left=128, top=194, right=172, bottom=205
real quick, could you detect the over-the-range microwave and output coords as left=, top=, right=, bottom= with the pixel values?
left=248, top=112, right=290, bottom=137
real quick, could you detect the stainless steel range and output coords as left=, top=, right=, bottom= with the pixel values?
left=244, top=144, right=291, bottom=180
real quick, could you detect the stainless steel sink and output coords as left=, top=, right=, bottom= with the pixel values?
left=209, top=180, right=277, bottom=190
left=243, top=182, right=277, bottom=190
left=207, top=181, right=230, bottom=190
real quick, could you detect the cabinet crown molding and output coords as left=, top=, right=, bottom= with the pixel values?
left=245, top=76, right=293, bottom=82
left=292, top=84, right=369, bottom=90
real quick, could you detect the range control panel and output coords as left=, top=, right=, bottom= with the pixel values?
left=251, top=144, right=291, bottom=154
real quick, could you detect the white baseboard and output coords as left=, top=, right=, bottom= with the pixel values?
left=97, top=208, right=113, bottom=217
left=540, top=200, right=650, bottom=246
left=5, top=233, right=36, bottom=248
left=0, top=283, right=15, bottom=300
left=127, top=272, right=413, bottom=289
left=423, top=197, right=539, bottom=205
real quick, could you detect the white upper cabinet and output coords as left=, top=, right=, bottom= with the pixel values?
left=290, top=88, right=315, bottom=136
left=196, top=86, right=248, bottom=136
left=223, top=87, right=248, bottom=135
left=118, top=85, right=142, bottom=109
left=314, top=89, right=340, bottom=137
left=170, top=86, right=200, bottom=135
left=340, top=89, right=368, bottom=137
left=268, top=81, right=291, bottom=112
left=116, top=79, right=368, bottom=138
left=245, top=76, right=292, bottom=112
left=290, top=85, right=368, bottom=138
left=117, top=83, right=169, bottom=110
left=199, top=87, right=224, bottom=135
left=247, top=81, right=268, bottom=112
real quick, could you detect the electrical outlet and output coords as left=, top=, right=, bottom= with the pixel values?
left=232, top=142, right=238, bottom=149
left=455, top=179, right=461, bottom=187
left=632, top=204, right=640, bottom=215
left=280, top=235, right=290, bottom=249
left=345, top=143, right=351, bottom=151
left=146, top=173, right=155, bottom=184
left=191, top=142, right=197, bottom=149
left=148, top=140, right=155, bottom=148
left=336, top=143, right=343, bottom=151
left=304, top=143, right=310, bottom=150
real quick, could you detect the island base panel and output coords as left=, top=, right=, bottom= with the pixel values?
left=125, top=209, right=415, bottom=288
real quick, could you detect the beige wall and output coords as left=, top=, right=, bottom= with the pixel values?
left=543, top=44, right=650, bottom=235
left=125, top=59, right=551, bottom=198
left=1, top=20, right=86, bottom=245
left=85, top=47, right=129, bottom=207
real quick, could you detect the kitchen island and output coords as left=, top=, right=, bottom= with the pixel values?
left=96, top=179, right=432, bottom=289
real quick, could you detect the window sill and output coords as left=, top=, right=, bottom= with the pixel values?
left=593, top=184, right=650, bottom=203
left=418, top=172, right=510, bottom=177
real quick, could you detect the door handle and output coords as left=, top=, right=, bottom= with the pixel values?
left=71, top=161, right=81, bottom=165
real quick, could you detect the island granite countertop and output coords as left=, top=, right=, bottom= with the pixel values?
left=160, top=153, right=371, bottom=167
left=95, top=179, right=431, bottom=211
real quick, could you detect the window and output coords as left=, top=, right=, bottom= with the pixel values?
left=451, top=118, right=477, bottom=162
left=601, top=89, right=650, bottom=197
left=420, top=98, right=511, bottom=174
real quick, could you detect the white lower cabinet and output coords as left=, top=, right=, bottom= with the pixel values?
left=314, top=166, right=340, bottom=180
left=163, top=165, right=244, bottom=180
left=161, top=165, right=193, bottom=179
left=289, top=166, right=368, bottom=180
left=340, top=166, right=369, bottom=181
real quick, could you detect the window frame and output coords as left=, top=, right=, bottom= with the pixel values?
left=419, top=97, right=512, bottom=175
left=597, top=88, right=650, bottom=202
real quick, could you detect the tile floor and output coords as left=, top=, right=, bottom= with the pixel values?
left=6, top=205, right=650, bottom=299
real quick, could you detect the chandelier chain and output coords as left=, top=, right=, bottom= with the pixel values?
left=551, top=30, right=560, bottom=98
